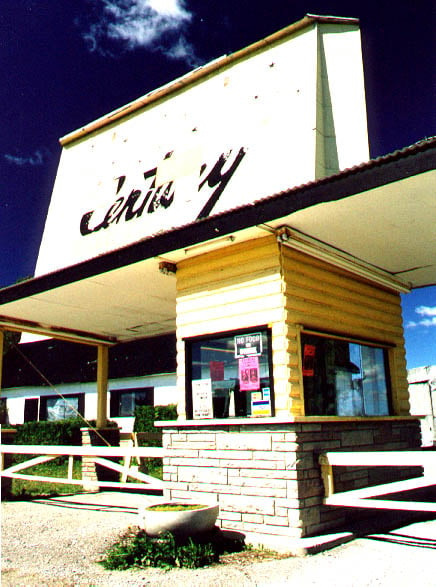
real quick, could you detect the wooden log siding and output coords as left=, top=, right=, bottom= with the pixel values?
left=176, top=236, right=290, bottom=417
left=280, top=246, right=410, bottom=416
left=175, top=235, right=409, bottom=419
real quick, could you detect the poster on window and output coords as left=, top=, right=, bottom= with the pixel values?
left=239, top=356, right=260, bottom=391
left=234, top=333, right=262, bottom=358
left=302, top=344, right=316, bottom=377
left=192, top=379, right=213, bottom=419
left=209, top=361, right=225, bottom=381
left=251, top=388, right=272, bottom=416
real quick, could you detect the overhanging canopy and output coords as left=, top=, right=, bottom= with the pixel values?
left=0, top=138, right=434, bottom=345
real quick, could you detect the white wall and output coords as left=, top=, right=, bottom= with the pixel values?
left=2, top=373, right=177, bottom=433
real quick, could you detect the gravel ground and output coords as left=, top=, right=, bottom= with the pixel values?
left=2, top=492, right=436, bottom=586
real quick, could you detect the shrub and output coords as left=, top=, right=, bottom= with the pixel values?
left=14, top=418, right=84, bottom=446
left=100, top=528, right=219, bottom=570
left=133, top=405, right=177, bottom=476
left=133, top=404, right=177, bottom=436
left=154, top=404, right=178, bottom=423
left=13, top=418, right=119, bottom=447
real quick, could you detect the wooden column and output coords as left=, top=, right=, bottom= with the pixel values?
left=96, top=344, right=109, bottom=429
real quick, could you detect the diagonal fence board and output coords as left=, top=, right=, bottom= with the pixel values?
left=1, top=443, right=165, bottom=491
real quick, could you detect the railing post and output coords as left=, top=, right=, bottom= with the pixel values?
left=319, top=454, right=335, bottom=498
left=67, top=455, right=74, bottom=481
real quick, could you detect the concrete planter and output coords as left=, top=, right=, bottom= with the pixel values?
left=139, top=502, right=219, bottom=537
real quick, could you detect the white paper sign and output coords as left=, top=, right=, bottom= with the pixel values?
left=192, top=379, right=213, bottom=419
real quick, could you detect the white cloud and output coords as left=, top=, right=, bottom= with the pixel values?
left=83, top=0, right=199, bottom=65
left=406, top=305, right=436, bottom=328
left=4, top=150, right=46, bottom=166
left=416, top=306, right=436, bottom=317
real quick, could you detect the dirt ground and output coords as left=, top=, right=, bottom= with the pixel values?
left=2, top=492, right=436, bottom=586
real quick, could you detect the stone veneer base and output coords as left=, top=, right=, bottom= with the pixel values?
left=159, top=418, right=421, bottom=543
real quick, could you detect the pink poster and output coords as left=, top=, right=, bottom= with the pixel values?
left=239, top=356, right=260, bottom=391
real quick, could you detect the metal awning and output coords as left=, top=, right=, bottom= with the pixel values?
left=0, top=138, right=434, bottom=345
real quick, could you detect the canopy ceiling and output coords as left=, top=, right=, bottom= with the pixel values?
left=0, top=138, right=434, bottom=346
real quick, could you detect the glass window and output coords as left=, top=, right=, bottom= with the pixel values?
left=110, top=387, right=154, bottom=417
left=186, top=327, right=274, bottom=419
left=40, top=395, right=84, bottom=421
left=301, top=332, right=390, bottom=416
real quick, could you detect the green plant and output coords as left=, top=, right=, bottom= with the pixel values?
left=154, top=404, right=178, bottom=423
left=132, top=405, right=177, bottom=478
left=10, top=458, right=82, bottom=499
left=14, top=418, right=84, bottom=446
left=13, top=418, right=118, bottom=447
left=133, top=404, right=177, bottom=436
left=100, top=528, right=219, bottom=570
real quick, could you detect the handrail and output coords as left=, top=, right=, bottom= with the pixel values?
left=320, top=450, right=436, bottom=468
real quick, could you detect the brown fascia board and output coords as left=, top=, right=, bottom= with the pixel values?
left=0, top=136, right=434, bottom=306
left=59, top=14, right=359, bottom=146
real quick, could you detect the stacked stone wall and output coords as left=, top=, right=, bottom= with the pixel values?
left=162, top=419, right=421, bottom=539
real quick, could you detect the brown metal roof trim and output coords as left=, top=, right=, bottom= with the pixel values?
left=0, top=136, right=434, bottom=305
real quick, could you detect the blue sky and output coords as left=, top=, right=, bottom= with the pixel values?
left=1, top=1, right=435, bottom=369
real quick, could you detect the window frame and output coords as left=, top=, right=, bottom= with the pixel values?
left=109, top=387, right=154, bottom=417
left=299, top=328, right=393, bottom=417
left=184, top=325, right=274, bottom=420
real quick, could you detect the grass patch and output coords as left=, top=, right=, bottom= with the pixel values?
left=99, top=526, right=247, bottom=570
left=10, top=458, right=83, bottom=499
left=136, top=457, right=163, bottom=480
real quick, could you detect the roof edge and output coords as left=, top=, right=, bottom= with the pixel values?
left=60, top=14, right=359, bottom=146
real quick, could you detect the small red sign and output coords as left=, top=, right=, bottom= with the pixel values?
left=302, top=344, right=316, bottom=377
left=210, top=361, right=225, bottom=381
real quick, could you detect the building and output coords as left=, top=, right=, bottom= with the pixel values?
left=1, top=335, right=176, bottom=431
left=408, top=366, right=436, bottom=446
left=0, top=15, right=435, bottom=544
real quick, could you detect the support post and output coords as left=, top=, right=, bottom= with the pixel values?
left=96, top=344, right=109, bottom=429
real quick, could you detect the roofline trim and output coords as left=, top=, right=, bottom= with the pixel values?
left=0, top=315, right=117, bottom=346
left=60, top=15, right=359, bottom=146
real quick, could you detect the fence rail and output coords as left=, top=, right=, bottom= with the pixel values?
left=319, top=450, right=436, bottom=512
left=1, top=444, right=165, bottom=491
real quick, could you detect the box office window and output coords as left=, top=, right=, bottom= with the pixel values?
left=110, top=387, right=154, bottom=417
left=186, top=327, right=274, bottom=419
left=301, top=332, right=390, bottom=417
left=40, top=394, right=84, bottom=421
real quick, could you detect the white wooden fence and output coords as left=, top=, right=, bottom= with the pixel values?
left=319, top=450, right=436, bottom=512
left=1, top=444, right=165, bottom=491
